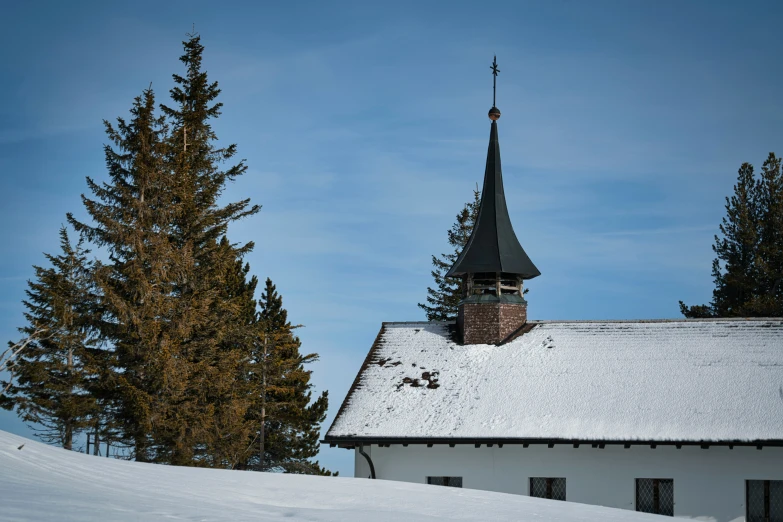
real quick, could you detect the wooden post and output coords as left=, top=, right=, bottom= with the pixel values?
left=86, top=433, right=90, bottom=455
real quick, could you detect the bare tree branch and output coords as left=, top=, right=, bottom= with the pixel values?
left=1, top=326, right=51, bottom=395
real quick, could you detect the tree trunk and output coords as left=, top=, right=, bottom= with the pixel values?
left=135, top=434, right=148, bottom=462
left=64, top=418, right=73, bottom=451
left=259, top=333, right=266, bottom=469
left=93, top=422, right=100, bottom=456
left=64, top=313, right=74, bottom=450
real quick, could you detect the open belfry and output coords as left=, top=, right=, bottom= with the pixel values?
left=447, top=56, right=540, bottom=345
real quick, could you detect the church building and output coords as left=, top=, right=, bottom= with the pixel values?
left=323, top=59, right=783, bottom=522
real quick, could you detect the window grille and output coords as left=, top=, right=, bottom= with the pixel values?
left=747, top=480, right=783, bottom=522
left=427, top=476, right=462, bottom=488
left=636, top=479, right=674, bottom=516
left=529, top=478, right=566, bottom=501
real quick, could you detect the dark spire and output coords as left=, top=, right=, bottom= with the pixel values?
left=446, top=58, right=539, bottom=280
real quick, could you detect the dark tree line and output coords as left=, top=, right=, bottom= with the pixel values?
left=680, top=153, right=783, bottom=318
left=1, top=34, right=331, bottom=474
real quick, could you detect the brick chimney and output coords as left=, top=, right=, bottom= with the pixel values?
left=458, top=293, right=527, bottom=345
left=456, top=275, right=529, bottom=345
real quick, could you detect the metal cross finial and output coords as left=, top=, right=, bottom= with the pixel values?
left=490, top=55, right=500, bottom=107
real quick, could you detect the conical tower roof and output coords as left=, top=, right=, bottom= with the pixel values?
left=446, top=119, right=540, bottom=279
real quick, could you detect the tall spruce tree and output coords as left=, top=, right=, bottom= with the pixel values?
left=680, top=154, right=783, bottom=317
left=419, top=187, right=481, bottom=321
left=42, top=33, right=330, bottom=471
left=156, top=32, right=261, bottom=468
left=753, top=154, right=783, bottom=315
left=1, top=227, right=98, bottom=450
left=69, top=36, right=263, bottom=465
left=197, top=238, right=259, bottom=469
left=251, top=278, right=331, bottom=475
left=68, top=86, right=177, bottom=461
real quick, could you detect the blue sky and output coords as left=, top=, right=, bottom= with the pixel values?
left=2, top=1, right=782, bottom=475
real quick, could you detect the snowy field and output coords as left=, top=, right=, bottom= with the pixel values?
left=0, top=430, right=669, bottom=521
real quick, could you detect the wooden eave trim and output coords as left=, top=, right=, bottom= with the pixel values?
left=321, top=437, right=783, bottom=449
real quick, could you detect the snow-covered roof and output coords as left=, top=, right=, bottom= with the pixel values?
left=326, top=319, right=783, bottom=444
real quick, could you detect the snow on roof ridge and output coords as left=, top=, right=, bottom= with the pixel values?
left=381, top=317, right=782, bottom=327
left=381, top=321, right=448, bottom=325
left=532, top=317, right=782, bottom=323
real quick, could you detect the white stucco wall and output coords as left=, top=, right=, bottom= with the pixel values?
left=353, top=444, right=783, bottom=521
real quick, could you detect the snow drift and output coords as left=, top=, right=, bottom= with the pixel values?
left=0, top=430, right=668, bottom=521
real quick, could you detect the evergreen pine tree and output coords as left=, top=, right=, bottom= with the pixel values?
left=753, top=153, right=783, bottom=316
left=49, top=33, right=329, bottom=471
left=157, top=32, right=261, bottom=467
left=198, top=238, right=260, bottom=469
left=419, top=187, right=481, bottom=321
left=68, top=86, right=176, bottom=462
left=680, top=154, right=783, bottom=317
left=252, top=278, right=332, bottom=475
left=1, top=227, right=98, bottom=450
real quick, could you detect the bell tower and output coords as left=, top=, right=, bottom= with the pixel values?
left=447, top=57, right=540, bottom=345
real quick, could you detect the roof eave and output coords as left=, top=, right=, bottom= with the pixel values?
left=321, top=436, right=783, bottom=449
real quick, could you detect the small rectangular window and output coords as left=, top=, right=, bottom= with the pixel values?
left=427, top=476, right=462, bottom=488
left=529, top=477, right=566, bottom=501
left=636, top=478, right=674, bottom=516
left=747, top=480, right=783, bottom=522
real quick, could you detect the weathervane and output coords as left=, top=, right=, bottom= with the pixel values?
left=489, top=56, right=501, bottom=121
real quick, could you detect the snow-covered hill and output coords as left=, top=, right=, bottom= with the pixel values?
left=0, top=430, right=668, bottom=521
